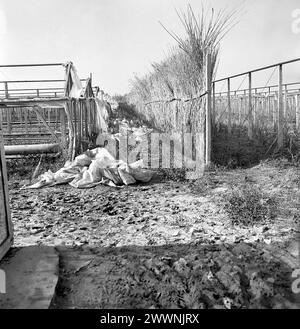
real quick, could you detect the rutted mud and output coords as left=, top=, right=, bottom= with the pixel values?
left=8, top=160, right=300, bottom=309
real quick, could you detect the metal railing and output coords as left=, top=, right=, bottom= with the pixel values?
left=212, top=57, right=300, bottom=147
left=0, top=62, right=99, bottom=100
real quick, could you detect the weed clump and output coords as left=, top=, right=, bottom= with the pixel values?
left=224, top=185, right=277, bottom=226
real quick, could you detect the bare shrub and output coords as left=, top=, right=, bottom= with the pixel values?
left=224, top=185, right=277, bottom=226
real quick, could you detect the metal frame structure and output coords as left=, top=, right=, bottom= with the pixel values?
left=0, top=62, right=106, bottom=160
left=0, top=129, right=13, bottom=261
left=212, top=58, right=300, bottom=148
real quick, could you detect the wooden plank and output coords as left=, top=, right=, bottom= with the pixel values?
left=72, top=100, right=77, bottom=151
left=82, top=101, right=89, bottom=139
left=80, top=101, right=83, bottom=138
left=253, top=95, right=257, bottom=127
left=86, top=99, right=91, bottom=136
left=24, top=108, right=29, bottom=135
left=48, top=108, right=51, bottom=125
left=248, top=72, right=253, bottom=139
left=92, top=100, right=97, bottom=133
left=296, top=94, right=300, bottom=131
left=205, top=54, right=212, bottom=166
left=6, top=108, right=11, bottom=134
left=284, top=85, right=288, bottom=119
left=239, top=97, right=242, bottom=125
left=278, top=65, right=284, bottom=149
left=60, top=108, right=66, bottom=148
left=268, top=88, right=271, bottom=121
left=64, top=101, right=75, bottom=160
left=227, top=78, right=232, bottom=134
left=273, top=96, right=277, bottom=130
left=77, top=100, right=82, bottom=152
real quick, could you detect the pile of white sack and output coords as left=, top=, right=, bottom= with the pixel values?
left=26, top=148, right=154, bottom=189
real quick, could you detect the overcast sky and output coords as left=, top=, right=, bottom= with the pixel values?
left=0, top=0, right=300, bottom=94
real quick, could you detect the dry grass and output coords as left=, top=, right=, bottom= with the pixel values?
left=128, top=5, right=237, bottom=134
left=224, top=184, right=277, bottom=226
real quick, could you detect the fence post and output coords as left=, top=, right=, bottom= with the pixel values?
left=277, top=64, right=284, bottom=149
left=273, top=94, right=277, bottom=130
left=239, top=97, right=243, bottom=125
left=296, top=93, right=300, bottom=131
left=227, top=78, right=232, bottom=134
left=284, top=84, right=288, bottom=119
left=212, top=82, right=216, bottom=124
left=268, top=87, right=271, bottom=120
left=248, top=72, right=253, bottom=139
left=206, top=53, right=212, bottom=167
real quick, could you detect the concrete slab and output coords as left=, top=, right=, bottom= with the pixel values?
left=0, top=246, right=59, bottom=309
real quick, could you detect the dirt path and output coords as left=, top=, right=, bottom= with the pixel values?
left=8, top=160, right=300, bottom=309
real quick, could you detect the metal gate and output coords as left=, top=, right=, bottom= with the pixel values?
left=0, top=128, right=13, bottom=261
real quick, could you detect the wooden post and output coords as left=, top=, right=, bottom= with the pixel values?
left=248, top=72, right=253, bottom=139
left=273, top=95, right=277, bottom=130
left=55, top=108, right=59, bottom=130
left=243, top=90, right=247, bottom=119
left=60, top=107, right=66, bottom=149
left=239, top=97, right=243, bottom=125
left=78, top=100, right=82, bottom=151
left=284, top=84, right=288, bottom=119
left=296, top=93, right=300, bottom=131
left=253, top=94, right=258, bottom=126
left=72, top=100, right=77, bottom=153
left=227, top=78, right=232, bottom=134
left=277, top=65, right=284, bottom=149
left=212, top=82, right=216, bottom=125
left=205, top=53, right=212, bottom=166
left=18, top=108, right=22, bottom=129
left=48, top=108, right=51, bottom=125
left=268, top=87, right=271, bottom=121
left=6, top=108, right=11, bottom=134
left=84, top=101, right=88, bottom=139
left=64, top=101, right=75, bottom=160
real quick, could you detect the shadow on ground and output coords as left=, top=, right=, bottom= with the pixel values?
left=50, top=240, right=299, bottom=309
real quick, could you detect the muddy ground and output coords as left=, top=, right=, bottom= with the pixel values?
left=7, top=159, right=300, bottom=309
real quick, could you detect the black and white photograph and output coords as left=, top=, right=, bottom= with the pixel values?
left=0, top=0, right=300, bottom=317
